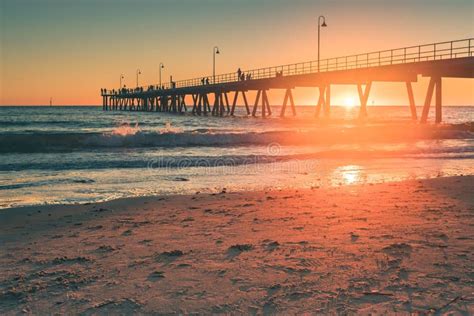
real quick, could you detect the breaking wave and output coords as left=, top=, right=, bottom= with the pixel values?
left=0, top=123, right=472, bottom=153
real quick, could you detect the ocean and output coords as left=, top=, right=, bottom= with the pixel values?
left=0, top=105, right=473, bottom=209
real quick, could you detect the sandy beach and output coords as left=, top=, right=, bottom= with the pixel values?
left=0, top=175, right=473, bottom=314
left=2, top=0, right=474, bottom=314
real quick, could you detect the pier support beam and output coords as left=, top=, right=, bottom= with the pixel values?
left=192, top=94, right=199, bottom=114
left=193, top=94, right=209, bottom=115
left=224, top=92, right=230, bottom=114
left=252, top=89, right=271, bottom=118
left=124, top=98, right=129, bottom=111
left=178, top=95, right=187, bottom=113
left=219, top=93, right=226, bottom=116
left=280, top=88, right=296, bottom=117
left=230, top=90, right=250, bottom=116
left=212, top=92, right=221, bottom=116
left=315, top=86, right=327, bottom=118
left=252, top=90, right=261, bottom=117
left=435, top=77, right=442, bottom=124
left=148, top=97, right=154, bottom=111
left=406, top=82, right=417, bottom=121
left=357, top=81, right=372, bottom=119
left=211, top=92, right=226, bottom=117
left=136, top=98, right=142, bottom=111
left=161, top=95, right=168, bottom=112
left=170, top=95, right=177, bottom=112
left=420, top=76, right=442, bottom=124
left=262, top=90, right=271, bottom=117
left=324, top=84, right=331, bottom=118
left=200, top=93, right=210, bottom=115
left=155, top=97, right=161, bottom=112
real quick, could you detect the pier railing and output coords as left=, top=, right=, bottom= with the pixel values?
left=105, top=38, right=473, bottom=95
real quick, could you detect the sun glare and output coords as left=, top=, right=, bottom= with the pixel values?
left=344, top=97, right=357, bottom=107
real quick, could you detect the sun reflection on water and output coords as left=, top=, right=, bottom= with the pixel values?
left=333, top=165, right=363, bottom=186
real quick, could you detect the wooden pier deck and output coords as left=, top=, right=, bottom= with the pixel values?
left=101, top=38, right=474, bottom=123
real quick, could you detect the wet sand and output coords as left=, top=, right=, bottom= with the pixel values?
left=0, top=176, right=473, bottom=314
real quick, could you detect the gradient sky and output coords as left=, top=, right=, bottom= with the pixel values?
left=1, top=0, right=473, bottom=106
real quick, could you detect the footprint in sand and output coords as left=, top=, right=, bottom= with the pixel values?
left=148, top=271, right=165, bottom=281
left=91, top=207, right=112, bottom=213
left=262, top=240, right=280, bottom=251
left=85, top=298, right=142, bottom=314
left=227, top=244, right=253, bottom=258
left=139, top=239, right=152, bottom=245
left=382, top=243, right=412, bottom=258
left=95, top=245, right=115, bottom=253
left=88, top=225, right=104, bottom=230
left=266, top=284, right=281, bottom=295
left=47, top=256, right=91, bottom=266
left=350, top=232, right=359, bottom=242
left=121, top=229, right=133, bottom=236
left=155, top=250, right=184, bottom=262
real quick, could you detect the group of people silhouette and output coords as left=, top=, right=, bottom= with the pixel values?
left=237, top=68, right=252, bottom=81
left=101, top=84, right=177, bottom=95
left=101, top=86, right=149, bottom=95
left=200, top=69, right=252, bottom=85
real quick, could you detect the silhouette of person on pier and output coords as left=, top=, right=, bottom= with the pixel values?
left=237, top=68, right=242, bottom=81
left=246, top=73, right=251, bottom=81
left=205, top=78, right=210, bottom=85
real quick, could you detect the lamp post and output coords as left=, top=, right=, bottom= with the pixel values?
left=318, top=15, right=327, bottom=72
left=213, top=46, right=220, bottom=84
left=119, top=74, right=124, bottom=89
left=159, top=63, right=164, bottom=89
left=136, top=69, right=141, bottom=87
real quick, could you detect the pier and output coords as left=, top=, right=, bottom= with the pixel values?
left=101, top=38, right=474, bottom=123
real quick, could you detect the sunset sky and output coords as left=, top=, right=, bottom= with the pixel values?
left=1, top=0, right=473, bottom=106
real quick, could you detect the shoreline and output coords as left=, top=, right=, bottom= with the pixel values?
left=1, top=175, right=473, bottom=314
left=3, top=155, right=474, bottom=210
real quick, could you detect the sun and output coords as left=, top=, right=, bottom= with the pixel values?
left=344, top=97, right=357, bottom=107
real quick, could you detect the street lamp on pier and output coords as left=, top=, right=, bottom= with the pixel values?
left=136, top=69, right=141, bottom=87
left=120, top=74, right=124, bottom=89
left=213, top=46, right=220, bottom=84
left=159, top=63, right=164, bottom=89
left=317, top=15, right=327, bottom=72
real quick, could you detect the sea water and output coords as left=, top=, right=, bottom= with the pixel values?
left=0, top=105, right=473, bottom=208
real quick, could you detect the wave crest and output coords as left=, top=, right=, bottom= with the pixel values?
left=0, top=123, right=472, bottom=153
